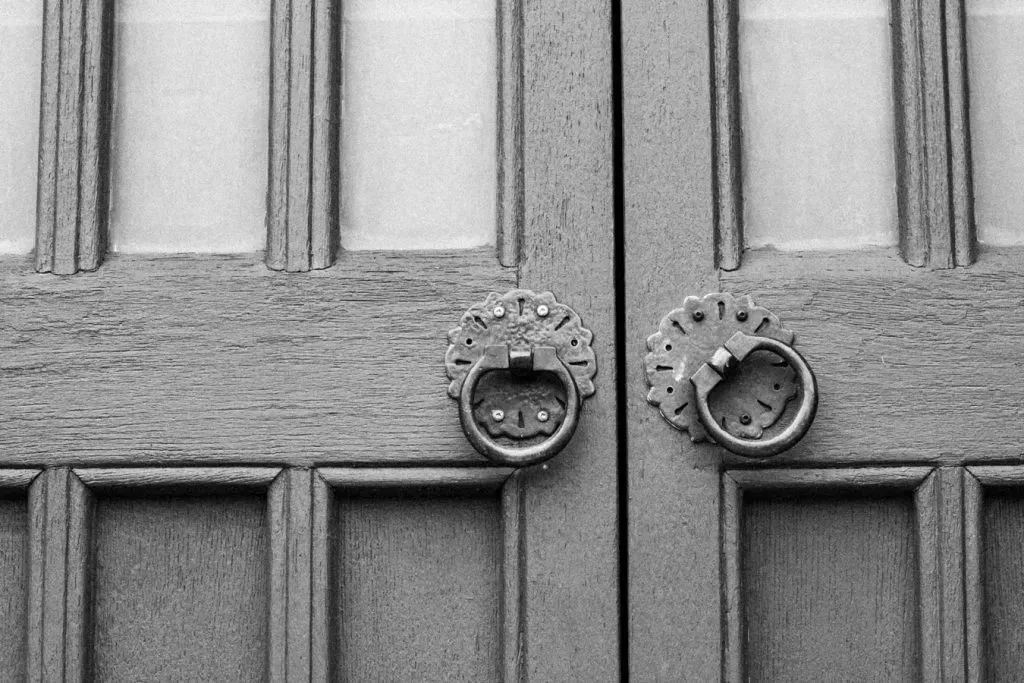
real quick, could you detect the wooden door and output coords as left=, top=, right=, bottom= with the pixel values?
left=0, top=1, right=618, bottom=680
left=626, top=0, right=1024, bottom=680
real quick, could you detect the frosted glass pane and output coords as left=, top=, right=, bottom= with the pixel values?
left=968, top=0, right=1024, bottom=245
left=109, top=0, right=269, bottom=253
left=341, top=0, right=496, bottom=250
left=740, top=0, right=897, bottom=250
left=0, top=1, right=42, bottom=254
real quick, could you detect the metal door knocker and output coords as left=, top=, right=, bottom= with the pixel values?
left=645, top=293, right=817, bottom=458
left=446, top=290, right=596, bottom=466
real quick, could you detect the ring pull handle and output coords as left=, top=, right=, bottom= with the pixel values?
left=446, top=290, right=597, bottom=467
left=459, top=345, right=581, bottom=467
left=690, top=332, right=818, bottom=458
left=645, top=292, right=819, bottom=458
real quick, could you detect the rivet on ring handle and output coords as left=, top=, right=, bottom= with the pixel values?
left=690, top=331, right=818, bottom=458
left=460, top=345, right=581, bottom=466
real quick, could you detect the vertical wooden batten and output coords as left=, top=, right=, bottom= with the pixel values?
left=891, top=0, right=976, bottom=268
left=27, top=468, right=93, bottom=681
left=496, top=0, right=525, bottom=268
left=709, top=0, right=742, bottom=271
left=267, top=0, right=338, bottom=272
left=268, top=468, right=332, bottom=680
left=36, top=0, right=113, bottom=275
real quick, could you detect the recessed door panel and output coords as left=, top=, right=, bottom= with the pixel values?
left=0, top=497, right=28, bottom=679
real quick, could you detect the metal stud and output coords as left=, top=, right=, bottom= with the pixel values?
left=537, top=410, right=550, bottom=422
left=692, top=310, right=705, bottom=322
left=493, top=305, right=506, bottom=318
left=492, top=409, right=505, bottom=422
left=537, top=304, right=550, bottom=317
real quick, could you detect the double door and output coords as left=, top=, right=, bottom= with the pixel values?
left=3, top=0, right=1024, bottom=680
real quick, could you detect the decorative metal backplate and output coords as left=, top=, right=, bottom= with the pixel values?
left=645, top=293, right=798, bottom=442
left=446, top=290, right=596, bottom=440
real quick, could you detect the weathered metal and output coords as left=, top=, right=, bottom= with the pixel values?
left=446, top=290, right=596, bottom=466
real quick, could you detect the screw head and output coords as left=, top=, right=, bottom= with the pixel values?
left=537, top=410, right=550, bottom=422
left=492, top=409, right=505, bottom=422
left=692, top=310, right=705, bottom=322
left=493, top=305, right=506, bottom=318
left=536, top=304, right=550, bottom=317
left=739, top=414, right=752, bottom=426
left=736, top=311, right=748, bottom=322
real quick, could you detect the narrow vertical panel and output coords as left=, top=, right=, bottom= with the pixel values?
left=501, top=472, right=526, bottom=682
left=35, top=0, right=113, bottom=274
left=0, top=495, right=29, bottom=679
left=739, top=0, right=897, bottom=252
left=496, top=0, right=524, bottom=267
left=938, top=468, right=967, bottom=680
left=267, top=471, right=288, bottom=682
left=27, top=468, right=92, bottom=682
left=916, top=471, right=941, bottom=682
left=963, top=472, right=983, bottom=683
left=893, top=0, right=973, bottom=267
left=967, top=0, right=1024, bottom=247
left=0, top=0, right=43, bottom=254
left=109, top=0, right=269, bottom=254
left=720, top=475, right=743, bottom=683
left=334, top=494, right=502, bottom=680
left=267, top=0, right=337, bottom=271
left=710, top=0, right=742, bottom=270
left=310, top=473, right=332, bottom=681
left=91, top=494, right=268, bottom=680
left=52, top=0, right=86, bottom=274
left=974, top=482, right=1024, bottom=681
left=340, top=0, right=497, bottom=251
left=742, top=492, right=919, bottom=681
left=285, top=470, right=313, bottom=678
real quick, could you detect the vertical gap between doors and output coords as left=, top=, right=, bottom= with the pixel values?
left=610, top=0, right=629, bottom=679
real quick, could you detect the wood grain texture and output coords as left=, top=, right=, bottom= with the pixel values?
left=972, top=483, right=1024, bottom=681
left=35, top=0, right=112, bottom=275
left=502, top=471, right=526, bottom=682
left=319, top=467, right=513, bottom=493
left=710, top=0, right=742, bottom=270
left=496, top=0, right=524, bottom=267
left=966, top=466, right=1024, bottom=488
left=268, top=468, right=328, bottom=681
left=74, top=467, right=281, bottom=492
left=0, top=251, right=514, bottom=466
left=334, top=493, right=503, bottom=681
left=739, top=490, right=920, bottom=681
left=518, top=0, right=618, bottom=678
left=0, top=470, right=42, bottom=490
left=892, top=0, right=974, bottom=268
left=0, top=497, right=29, bottom=681
left=964, top=470, right=983, bottom=683
left=728, top=467, right=933, bottom=492
left=91, top=493, right=268, bottom=681
left=623, top=0, right=721, bottom=677
left=721, top=248, right=1024, bottom=465
left=267, top=0, right=338, bottom=272
left=916, top=467, right=968, bottom=681
left=27, top=468, right=92, bottom=682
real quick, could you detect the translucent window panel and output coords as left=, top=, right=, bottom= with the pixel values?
left=341, top=0, right=496, bottom=250
left=109, top=0, right=269, bottom=253
left=0, top=1, right=42, bottom=254
left=740, top=0, right=897, bottom=250
left=968, top=0, right=1024, bottom=245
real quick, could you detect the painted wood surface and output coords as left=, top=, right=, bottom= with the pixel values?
left=517, top=0, right=618, bottom=678
left=0, top=251, right=514, bottom=466
left=0, top=496, right=28, bottom=680
left=91, top=494, right=269, bottom=680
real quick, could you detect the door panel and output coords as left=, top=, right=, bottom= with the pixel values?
left=0, top=492, right=29, bottom=680
left=1, top=0, right=616, bottom=679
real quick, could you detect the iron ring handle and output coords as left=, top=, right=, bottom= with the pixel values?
left=459, top=345, right=581, bottom=467
left=690, top=331, right=818, bottom=458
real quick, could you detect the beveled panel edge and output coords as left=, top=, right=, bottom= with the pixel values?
left=725, top=466, right=933, bottom=492
left=73, top=467, right=283, bottom=493
left=963, top=469, right=983, bottom=683
left=318, top=467, right=514, bottom=493
left=0, top=470, right=42, bottom=491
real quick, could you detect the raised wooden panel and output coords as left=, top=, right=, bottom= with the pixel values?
left=334, top=493, right=503, bottom=680
left=91, top=494, right=268, bottom=681
left=0, top=496, right=28, bottom=679
left=742, top=493, right=919, bottom=681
